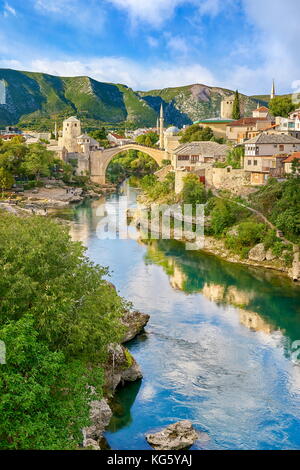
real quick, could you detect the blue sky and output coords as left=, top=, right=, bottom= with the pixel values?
left=0, top=0, right=299, bottom=95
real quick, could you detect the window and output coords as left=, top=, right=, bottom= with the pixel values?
left=248, top=160, right=251, bottom=165
left=274, top=144, right=277, bottom=148
left=178, top=155, right=189, bottom=161
left=254, top=160, right=258, bottom=166
left=190, top=155, right=199, bottom=162
left=279, top=145, right=284, bottom=151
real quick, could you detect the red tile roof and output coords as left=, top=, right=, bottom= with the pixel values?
left=110, top=132, right=126, bottom=139
left=229, top=117, right=271, bottom=127
left=256, top=106, right=269, bottom=112
left=283, top=152, right=300, bottom=163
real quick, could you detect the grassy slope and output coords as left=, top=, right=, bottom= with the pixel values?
left=0, top=68, right=275, bottom=130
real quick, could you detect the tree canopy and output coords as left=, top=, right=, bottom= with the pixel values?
left=0, top=213, right=127, bottom=448
left=269, top=96, right=296, bottom=118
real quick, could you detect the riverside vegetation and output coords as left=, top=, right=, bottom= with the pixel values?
left=136, top=170, right=300, bottom=271
left=0, top=213, right=136, bottom=449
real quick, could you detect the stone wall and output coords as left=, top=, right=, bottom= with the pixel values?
left=205, top=167, right=250, bottom=193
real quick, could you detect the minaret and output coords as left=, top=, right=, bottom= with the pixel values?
left=271, top=79, right=276, bottom=100
left=156, top=118, right=159, bottom=134
left=54, top=121, right=57, bottom=140
left=159, top=104, right=164, bottom=150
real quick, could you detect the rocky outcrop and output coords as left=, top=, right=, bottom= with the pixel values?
left=266, top=249, right=276, bottom=261
left=83, top=398, right=112, bottom=449
left=248, top=243, right=266, bottom=262
left=121, top=310, right=150, bottom=343
left=104, top=344, right=142, bottom=396
left=146, top=420, right=199, bottom=450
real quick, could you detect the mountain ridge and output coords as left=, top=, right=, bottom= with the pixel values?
left=0, top=68, right=266, bottom=131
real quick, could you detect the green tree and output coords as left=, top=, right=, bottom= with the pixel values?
left=181, top=174, right=207, bottom=205
left=135, top=132, right=158, bottom=147
left=21, top=144, right=55, bottom=180
left=0, top=316, right=93, bottom=450
left=0, top=168, right=14, bottom=196
left=232, top=90, right=241, bottom=120
left=0, top=214, right=126, bottom=360
left=269, top=96, right=296, bottom=117
left=180, top=125, right=214, bottom=143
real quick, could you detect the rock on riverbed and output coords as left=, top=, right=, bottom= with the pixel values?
left=121, top=310, right=150, bottom=343
left=146, top=420, right=199, bottom=450
left=83, top=398, right=112, bottom=449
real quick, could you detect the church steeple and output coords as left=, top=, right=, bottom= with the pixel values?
left=271, top=79, right=276, bottom=100
left=159, top=104, right=164, bottom=150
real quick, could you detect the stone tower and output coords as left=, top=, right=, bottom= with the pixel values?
left=61, top=116, right=81, bottom=152
left=271, top=79, right=276, bottom=100
left=159, top=104, right=164, bottom=149
left=220, top=95, right=235, bottom=119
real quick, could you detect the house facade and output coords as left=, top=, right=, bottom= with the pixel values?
left=283, top=152, right=300, bottom=174
left=172, top=141, right=228, bottom=172
left=243, top=134, right=300, bottom=184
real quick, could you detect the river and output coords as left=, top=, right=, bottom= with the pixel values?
left=69, top=182, right=300, bottom=450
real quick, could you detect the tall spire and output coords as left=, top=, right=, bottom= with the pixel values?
left=160, top=103, right=163, bottom=118
left=271, top=79, right=276, bottom=100
left=54, top=121, right=57, bottom=140
left=159, top=104, right=164, bottom=150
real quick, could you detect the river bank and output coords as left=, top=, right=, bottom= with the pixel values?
left=0, top=180, right=116, bottom=216
left=83, top=306, right=150, bottom=450
left=133, top=191, right=298, bottom=282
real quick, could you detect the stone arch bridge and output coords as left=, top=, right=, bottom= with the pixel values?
left=89, top=144, right=166, bottom=184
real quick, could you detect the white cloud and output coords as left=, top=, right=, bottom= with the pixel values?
left=198, top=0, right=227, bottom=16
left=3, top=2, right=16, bottom=17
left=237, top=0, right=300, bottom=93
left=166, top=35, right=189, bottom=57
left=147, top=36, right=159, bottom=48
left=106, top=0, right=188, bottom=27
left=33, top=0, right=106, bottom=31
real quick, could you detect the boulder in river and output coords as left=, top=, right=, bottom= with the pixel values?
left=104, top=344, right=143, bottom=395
left=146, top=420, right=199, bottom=450
left=121, top=310, right=150, bottom=343
left=83, top=398, right=112, bottom=446
left=248, top=243, right=266, bottom=262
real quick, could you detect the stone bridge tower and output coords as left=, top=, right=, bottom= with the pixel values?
left=60, top=116, right=81, bottom=153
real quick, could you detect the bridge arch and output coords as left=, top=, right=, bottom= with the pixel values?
left=89, top=144, right=166, bottom=184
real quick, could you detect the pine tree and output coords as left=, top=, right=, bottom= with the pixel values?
left=232, top=90, right=241, bottom=120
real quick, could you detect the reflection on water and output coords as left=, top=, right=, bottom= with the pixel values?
left=72, top=183, right=300, bottom=450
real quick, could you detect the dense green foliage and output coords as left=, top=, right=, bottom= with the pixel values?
left=88, top=128, right=110, bottom=148
left=181, top=174, right=210, bottom=205
left=232, top=90, right=241, bottom=120
left=107, top=150, right=158, bottom=184
left=139, top=172, right=175, bottom=202
left=0, top=139, right=73, bottom=192
left=269, top=96, right=296, bottom=117
left=215, top=146, right=244, bottom=169
left=179, top=124, right=225, bottom=144
left=0, top=214, right=126, bottom=448
left=135, top=132, right=158, bottom=147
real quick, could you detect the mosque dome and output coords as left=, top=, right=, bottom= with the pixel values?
left=165, top=126, right=179, bottom=135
